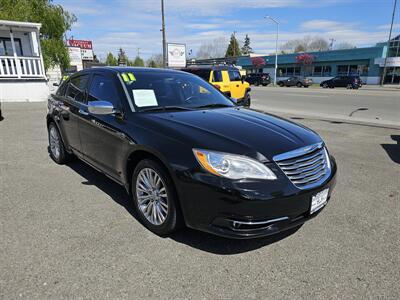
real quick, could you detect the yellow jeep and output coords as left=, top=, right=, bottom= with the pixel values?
left=182, top=66, right=251, bottom=106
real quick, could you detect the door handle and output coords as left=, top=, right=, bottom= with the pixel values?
left=78, top=108, right=89, bottom=116
left=236, top=85, right=239, bottom=87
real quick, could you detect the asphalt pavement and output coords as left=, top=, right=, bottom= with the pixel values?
left=251, top=86, right=400, bottom=127
left=0, top=100, right=399, bottom=299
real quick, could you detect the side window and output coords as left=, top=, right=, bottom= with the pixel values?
left=88, top=74, right=120, bottom=108
left=66, top=74, right=89, bottom=103
left=212, top=70, right=223, bottom=82
left=228, top=70, right=242, bottom=82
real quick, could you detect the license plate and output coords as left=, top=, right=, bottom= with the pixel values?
left=310, top=189, right=329, bottom=214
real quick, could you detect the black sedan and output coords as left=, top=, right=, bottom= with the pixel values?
left=47, top=67, right=336, bottom=239
left=245, top=73, right=271, bottom=86
left=320, top=76, right=362, bottom=89
left=278, top=76, right=313, bottom=87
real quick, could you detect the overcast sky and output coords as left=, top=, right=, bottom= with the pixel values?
left=56, top=0, right=399, bottom=61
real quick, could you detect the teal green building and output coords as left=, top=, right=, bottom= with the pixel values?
left=237, top=35, right=400, bottom=85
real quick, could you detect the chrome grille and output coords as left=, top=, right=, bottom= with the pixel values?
left=273, top=142, right=331, bottom=190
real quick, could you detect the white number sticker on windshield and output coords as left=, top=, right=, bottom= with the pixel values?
left=132, top=89, right=158, bottom=107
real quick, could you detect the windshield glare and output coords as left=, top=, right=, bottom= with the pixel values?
left=122, top=71, right=234, bottom=111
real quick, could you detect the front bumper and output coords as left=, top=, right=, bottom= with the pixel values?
left=176, top=156, right=337, bottom=239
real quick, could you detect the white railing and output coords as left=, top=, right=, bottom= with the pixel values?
left=0, top=56, right=45, bottom=79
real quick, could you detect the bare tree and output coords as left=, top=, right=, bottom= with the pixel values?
left=335, top=42, right=356, bottom=50
left=281, top=36, right=329, bottom=53
left=146, top=54, right=163, bottom=68
left=196, top=37, right=228, bottom=59
left=309, top=37, right=329, bottom=51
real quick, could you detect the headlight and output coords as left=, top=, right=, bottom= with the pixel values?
left=193, top=149, right=277, bottom=180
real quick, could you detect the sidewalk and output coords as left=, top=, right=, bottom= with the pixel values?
left=361, top=84, right=400, bottom=91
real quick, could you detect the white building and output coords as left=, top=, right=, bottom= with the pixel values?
left=0, top=20, right=50, bottom=102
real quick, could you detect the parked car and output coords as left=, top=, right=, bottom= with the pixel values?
left=47, top=67, right=337, bottom=239
left=277, top=76, right=313, bottom=87
left=320, top=76, right=362, bottom=89
left=182, top=66, right=251, bottom=106
left=245, top=73, right=271, bottom=86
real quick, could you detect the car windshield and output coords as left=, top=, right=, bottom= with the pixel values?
left=121, top=71, right=234, bottom=112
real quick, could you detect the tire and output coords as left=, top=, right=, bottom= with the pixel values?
left=48, top=122, right=73, bottom=164
left=255, top=81, right=260, bottom=87
left=244, top=94, right=251, bottom=107
left=131, top=159, right=182, bottom=236
left=346, top=84, right=352, bottom=89
left=322, top=83, right=328, bottom=88
left=278, top=82, right=284, bottom=87
left=262, top=83, right=267, bottom=86
left=296, top=82, right=303, bottom=88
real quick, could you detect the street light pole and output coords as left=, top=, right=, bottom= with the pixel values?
left=380, top=0, right=397, bottom=86
left=265, top=16, right=279, bottom=86
left=161, top=0, right=167, bottom=68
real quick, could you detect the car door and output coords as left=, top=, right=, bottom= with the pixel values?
left=332, top=76, right=341, bottom=87
left=56, top=74, right=90, bottom=156
left=339, top=76, right=348, bottom=87
left=228, top=69, right=244, bottom=99
left=78, top=72, right=128, bottom=181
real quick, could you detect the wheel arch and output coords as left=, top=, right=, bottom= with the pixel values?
left=124, top=147, right=186, bottom=224
left=46, top=115, right=69, bottom=152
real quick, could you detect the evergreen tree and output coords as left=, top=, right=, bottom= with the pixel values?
left=225, top=33, right=241, bottom=57
left=241, top=34, right=253, bottom=55
left=105, top=52, right=117, bottom=66
left=133, top=56, right=145, bottom=67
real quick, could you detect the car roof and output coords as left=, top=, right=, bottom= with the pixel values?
left=182, top=65, right=238, bottom=71
left=69, top=66, right=190, bottom=78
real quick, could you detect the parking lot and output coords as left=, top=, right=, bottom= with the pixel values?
left=1, top=88, right=399, bottom=298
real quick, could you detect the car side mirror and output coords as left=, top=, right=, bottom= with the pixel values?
left=87, top=100, right=115, bottom=115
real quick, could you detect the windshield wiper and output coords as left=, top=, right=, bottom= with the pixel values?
left=140, top=106, right=194, bottom=112
left=194, top=103, right=232, bottom=109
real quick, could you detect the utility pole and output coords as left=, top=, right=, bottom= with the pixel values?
left=137, top=47, right=140, bottom=58
left=161, top=0, right=167, bottom=68
left=381, top=0, right=397, bottom=86
left=329, top=38, right=336, bottom=50
left=265, top=16, right=279, bottom=86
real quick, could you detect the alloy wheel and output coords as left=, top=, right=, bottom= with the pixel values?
left=49, top=126, right=61, bottom=160
left=136, top=168, right=169, bottom=226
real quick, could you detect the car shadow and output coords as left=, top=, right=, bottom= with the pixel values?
left=168, top=226, right=301, bottom=255
left=66, top=160, right=136, bottom=217
left=65, top=159, right=301, bottom=255
left=381, top=135, right=400, bottom=164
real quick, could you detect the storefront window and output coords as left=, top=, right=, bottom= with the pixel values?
left=349, top=65, right=358, bottom=75
left=323, top=66, right=332, bottom=76
left=313, top=66, right=322, bottom=76
left=278, top=67, right=301, bottom=76
left=312, top=66, right=331, bottom=76
left=337, top=65, right=349, bottom=75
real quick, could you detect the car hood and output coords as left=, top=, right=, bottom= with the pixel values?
left=141, top=108, right=322, bottom=161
